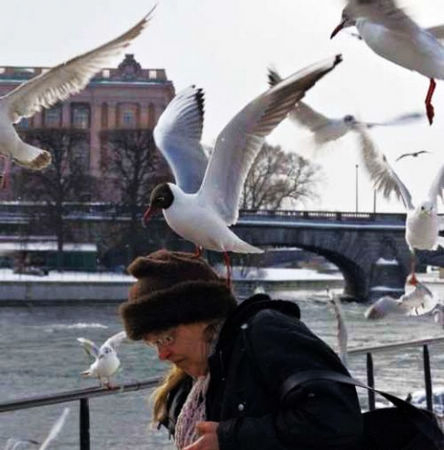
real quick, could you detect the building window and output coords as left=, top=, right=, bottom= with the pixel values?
left=17, top=117, right=31, bottom=129
left=148, top=70, right=157, bottom=79
left=101, top=103, right=108, bottom=129
left=43, top=105, right=62, bottom=128
left=71, top=103, right=90, bottom=129
left=117, top=103, right=140, bottom=128
left=148, top=103, right=155, bottom=128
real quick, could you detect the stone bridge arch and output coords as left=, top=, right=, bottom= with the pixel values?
left=233, top=223, right=411, bottom=302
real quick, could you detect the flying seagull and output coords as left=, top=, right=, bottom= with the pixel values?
left=365, top=279, right=437, bottom=319
left=268, top=67, right=423, bottom=146
left=77, top=330, right=127, bottom=388
left=357, top=127, right=444, bottom=280
left=330, top=0, right=444, bottom=125
left=395, top=150, right=431, bottom=162
left=143, top=55, right=343, bottom=283
left=0, top=7, right=155, bottom=188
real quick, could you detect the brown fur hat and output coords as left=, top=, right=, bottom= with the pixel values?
left=119, top=249, right=237, bottom=340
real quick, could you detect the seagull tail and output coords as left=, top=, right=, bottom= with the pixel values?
left=80, top=370, right=92, bottom=377
left=230, top=238, right=264, bottom=254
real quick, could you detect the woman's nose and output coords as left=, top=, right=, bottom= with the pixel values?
left=157, top=345, right=172, bottom=360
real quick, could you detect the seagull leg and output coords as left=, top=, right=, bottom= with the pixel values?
left=408, top=253, right=418, bottom=285
left=425, top=78, right=436, bottom=125
left=192, top=245, right=203, bottom=258
left=0, top=155, right=12, bottom=189
left=223, top=252, right=232, bottom=287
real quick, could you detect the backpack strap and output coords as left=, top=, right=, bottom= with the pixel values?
left=280, top=369, right=443, bottom=446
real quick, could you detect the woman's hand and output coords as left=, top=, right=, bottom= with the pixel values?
left=183, top=421, right=220, bottom=450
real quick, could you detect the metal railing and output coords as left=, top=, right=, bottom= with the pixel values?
left=1, top=336, right=443, bottom=449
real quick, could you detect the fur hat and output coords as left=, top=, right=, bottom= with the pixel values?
left=119, top=249, right=237, bottom=340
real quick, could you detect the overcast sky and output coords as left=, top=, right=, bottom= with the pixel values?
left=1, top=0, right=444, bottom=212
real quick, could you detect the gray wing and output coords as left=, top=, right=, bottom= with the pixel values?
left=103, top=330, right=127, bottom=350
left=77, top=338, right=100, bottom=359
left=364, top=296, right=401, bottom=319
left=425, top=24, right=444, bottom=41
left=402, top=283, right=437, bottom=316
left=351, top=0, right=421, bottom=32
left=198, top=55, right=342, bottom=225
left=267, top=67, right=330, bottom=131
left=153, top=86, right=208, bottom=193
left=357, top=127, right=414, bottom=210
left=365, top=112, right=424, bottom=129
left=3, top=8, right=154, bottom=123
left=328, top=290, right=348, bottom=366
left=427, top=164, right=444, bottom=203
left=39, top=408, right=70, bottom=450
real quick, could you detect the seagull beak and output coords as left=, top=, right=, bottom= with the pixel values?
left=330, top=20, right=346, bottom=39
left=142, top=206, right=157, bottom=227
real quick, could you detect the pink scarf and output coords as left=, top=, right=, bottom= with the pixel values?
left=174, top=374, right=210, bottom=449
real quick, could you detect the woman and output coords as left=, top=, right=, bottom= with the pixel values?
left=119, top=249, right=364, bottom=450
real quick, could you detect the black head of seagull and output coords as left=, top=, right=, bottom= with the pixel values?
left=143, top=183, right=174, bottom=226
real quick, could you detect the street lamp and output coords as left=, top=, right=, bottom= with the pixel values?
left=355, top=164, right=359, bottom=213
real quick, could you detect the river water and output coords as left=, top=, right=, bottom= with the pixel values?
left=1, top=284, right=443, bottom=449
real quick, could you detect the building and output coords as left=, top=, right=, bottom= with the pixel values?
left=0, top=54, right=175, bottom=199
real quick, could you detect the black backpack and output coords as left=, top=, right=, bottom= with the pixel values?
left=282, top=370, right=444, bottom=450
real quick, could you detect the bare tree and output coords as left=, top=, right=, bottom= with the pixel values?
left=13, top=128, right=96, bottom=270
left=100, top=129, right=171, bottom=261
left=241, top=143, right=322, bottom=210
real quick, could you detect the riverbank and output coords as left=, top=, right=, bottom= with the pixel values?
left=0, top=267, right=344, bottom=304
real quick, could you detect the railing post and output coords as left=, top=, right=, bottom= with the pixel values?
left=366, top=352, right=376, bottom=411
left=80, top=397, right=90, bottom=450
left=423, top=345, right=433, bottom=412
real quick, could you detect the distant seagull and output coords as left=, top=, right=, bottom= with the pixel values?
left=267, top=67, right=423, bottom=146
left=4, top=408, right=70, bottom=450
left=330, top=0, right=444, bottom=125
left=328, top=288, right=348, bottom=367
left=143, top=55, right=343, bottom=283
left=365, top=279, right=437, bottom=319
left=357, top=127, right=444, bottom=280
left=396, top=150, right=431, bottom=162
left=77, top=330, right=127, bottom=388
left=0, top=8, right=155, bottom=189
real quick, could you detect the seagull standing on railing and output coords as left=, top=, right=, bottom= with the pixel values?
left=77, top=331, right=127, bottom=388
left=330, top=0, right=444, bottom=125
left=357, top=127, right=444, bottom=281
left=0, top=7, right=155, bottom=189
left=267, top=67, right=423, bottom=146
left=143, top=55, right=343, bottom=284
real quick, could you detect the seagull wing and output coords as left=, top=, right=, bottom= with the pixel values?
left=39, top=408, right=70, bottom=450
left=365, top=112, right=424, bottom=128
left=427, top=164, right=444, bottom=203
left=425, top=24, right=444, bottom=42
left=198, top=55, right=342, bottom=225
left=358, top=128, right=414, bottom=210
left=153, top=86, right=208, bottom=193
left=3, top=9, right=154, bottom=123
left=403, top=282, right=437, bottom=316
left=103, top=330, right=127, bottom=350
left=77, top=337, right=100, bottom=359
left=329, top=291, right=348, bottom=366
left=364, top=296, right=401, bottom=319
left=267, top=67, right=330, bottom=131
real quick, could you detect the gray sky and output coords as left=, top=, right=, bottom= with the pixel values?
left=1, top=0, right=444, bottom=212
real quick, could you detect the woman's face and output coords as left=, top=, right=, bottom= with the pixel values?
left=144, top=322, right=211, bottom=378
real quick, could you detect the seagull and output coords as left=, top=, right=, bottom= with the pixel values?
left=267, top=67, right=423, bottom=146
left=395, top=150, right=431, bottom=162
left=77, top=330, right=127, bottom=388
left=357, top=127, right=444, bottom=281
left=0, top=8, right=155, bottom=189
left=328, top=288, right=348, bottom=367
left=143, top=55, right=343, bottom=283
left=365, top=279, right=437, bottom=319
left=330, top=0, right=444, bottom=125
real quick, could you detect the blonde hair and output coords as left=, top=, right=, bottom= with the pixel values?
left=151, top=365, right=188, bottom=423
left=150, top=320, right=223, bottom=424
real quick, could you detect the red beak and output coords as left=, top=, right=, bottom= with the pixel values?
left=142, top=206, right=158, bottom=227
left=330, top=20, right=346, bottom=39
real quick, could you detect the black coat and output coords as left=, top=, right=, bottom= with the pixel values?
left=162, top=294, right=364, bottom=449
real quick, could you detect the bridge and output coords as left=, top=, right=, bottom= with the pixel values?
left=1, top=203, right=443, bottom=302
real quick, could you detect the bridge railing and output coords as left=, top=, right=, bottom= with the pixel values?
left=1, top=336, right=443, bottom=449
